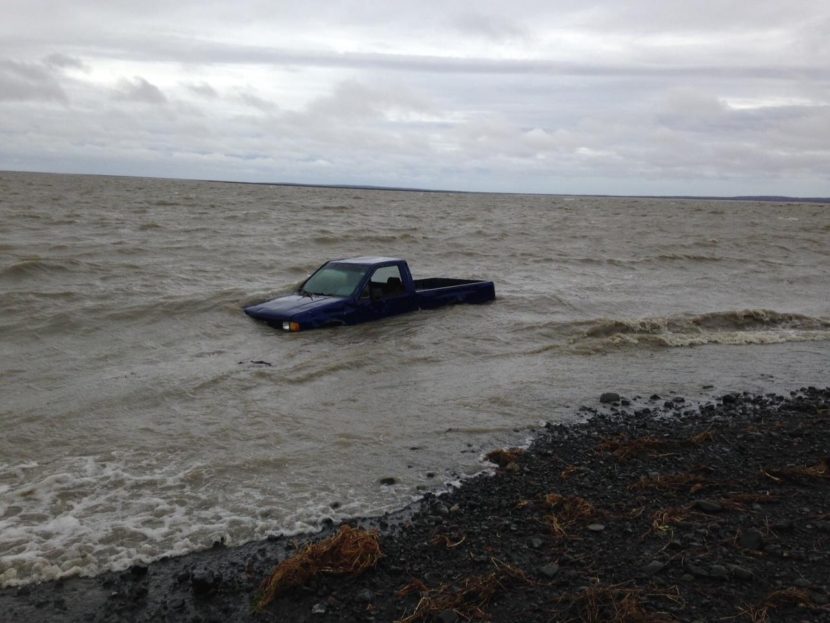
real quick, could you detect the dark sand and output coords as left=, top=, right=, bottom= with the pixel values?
left=2, top=387, right=828, bottom=622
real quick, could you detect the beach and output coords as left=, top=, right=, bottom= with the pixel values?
left=2, top=387, right=828, bottom=622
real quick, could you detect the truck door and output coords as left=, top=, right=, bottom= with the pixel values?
left=360, top=264, right=417, bottom=318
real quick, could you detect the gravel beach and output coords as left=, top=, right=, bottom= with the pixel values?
left=2, top=387, right=828, bottom=622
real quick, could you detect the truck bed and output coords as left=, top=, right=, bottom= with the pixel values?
left=413, top=277, right=486, bottom=291
left=413, top=277, right=495, bottom=309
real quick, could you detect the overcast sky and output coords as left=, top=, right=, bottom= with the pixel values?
left=2, top=1, right=829, bottom=196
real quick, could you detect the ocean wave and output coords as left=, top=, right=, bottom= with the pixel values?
left=0, top=258, right=93, bottom=281
left=571, top=309, right=830, bottom=352
left=2, top=288, right=253, bottom=335
left=310, top=232, right=418, bottom=245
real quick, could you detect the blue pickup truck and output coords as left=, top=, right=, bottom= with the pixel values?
left=244, top=257, right=495, bottom=331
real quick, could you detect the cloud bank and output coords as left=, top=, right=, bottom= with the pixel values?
left=1, top=0, right=828, bottom=195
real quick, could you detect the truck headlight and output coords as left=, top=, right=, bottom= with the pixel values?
left=282, top=321, right=301, bottom=332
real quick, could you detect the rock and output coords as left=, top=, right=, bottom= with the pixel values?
left=129, top=564, right=148, bottom=577
left=356, top=589, right=374, bottom=603
left=538, top=563, right=560, bottom=578
left=694, top=499, right=723, bottom=513
left=600, top=392, right=621, bottom=404
left=379, top=477, right=397, bottom=486
left=727, top=565, right=753, bottom=580
left=738, top=529, right=765, bottom=550
left=709, top=565, right=728, bottom=579
left=587, top=523, right=605, bottom=532
left=529, top=537, right=543, bottom=549
left=191, top=568, right=221, bottom=595
left=811, top=592, right=829, bottom=606
left=311, top=602, right=327, bottom=614
left=436, top=610, right=459, bottom=623
left=771, top=519, right=794, bottom=531
left=643, top=560, right=665, bottom=575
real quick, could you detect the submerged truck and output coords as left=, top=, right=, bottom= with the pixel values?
left=244, top=256, right=495, bottom=331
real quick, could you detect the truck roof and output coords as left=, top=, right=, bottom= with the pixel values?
left=332, top=256, right=403, bottom=266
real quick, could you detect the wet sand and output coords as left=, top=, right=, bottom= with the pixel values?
left=2, top=387, right=828, bottom=622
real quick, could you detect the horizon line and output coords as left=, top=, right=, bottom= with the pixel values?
left=3, top=168, right=829, bottom=204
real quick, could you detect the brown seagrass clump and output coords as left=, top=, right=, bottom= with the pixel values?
left=555, top=583, right=682, bottom=623
left=256, top=524, right=382, bottom=610
left=395, top=559, right=531, bottom=623
left=597, top=430, right=714, bottom=461
left=544, top=492, right=600, bottom=537
left=485, top=447, right=526, bottom=468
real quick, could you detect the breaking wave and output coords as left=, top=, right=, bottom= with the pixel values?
left=571, top=310, right=830, bottom=352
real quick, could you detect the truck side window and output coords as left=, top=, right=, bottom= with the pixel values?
left=368, top=265, right=405, bottom=298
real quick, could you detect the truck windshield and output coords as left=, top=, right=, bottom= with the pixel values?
left=301, top=263, right=368, bottom=298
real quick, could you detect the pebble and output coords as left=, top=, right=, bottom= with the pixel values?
left=436, top=610, right=459, bottom=623
left=538, top=563, right=560, bottom=578
left=709, top=565, right=728, bottom=579
left=311, top=602, right=327, bottom=614
left=694, top=499, right=723, bottom=513
left=643, top=560, right=665, bottom=575
left=587, top=523, right=605, bottom=532
left=356, top=589, right=374, bottom=603
left=190, top=568, right=221, bottom=595
left=129, top=565, right=148, bottom=577
left=738, top=529, right=765, bottom=550
left=727, top=565, right=753, bottom=580
left=811, top=592, right=830, bottom=606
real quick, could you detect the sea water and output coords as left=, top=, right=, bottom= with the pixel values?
left=1, top=171, right=828, bottom=586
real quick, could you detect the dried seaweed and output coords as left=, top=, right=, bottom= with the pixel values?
left=485, top=447, right=526, bottom=468
left=629, top=471, right=714, bottom=493
left=544, top=493, right=600, bottom=537
left=738, top=587, right=817, bottom=622
left=555, top=583, right=682, bottom=622
left=256, top=525, right=382, bottom=610
left=597, top=430, right=714, bottom=461
left=650, top=506, right=693, bottom=533
left=762, top=457, right=830, bottom=482
left=395, top=559, right=531, bottom=623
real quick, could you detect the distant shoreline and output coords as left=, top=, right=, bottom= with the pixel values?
left=3, top=168, right=829, bottom=203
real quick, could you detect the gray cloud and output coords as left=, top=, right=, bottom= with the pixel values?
left=44, top=53, right=86, bottom=70
left=186, top=82, right=218, bottom=98
left=112, top=77, right=167, bottom=104
left=0, top=58, right=67, bottom=102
